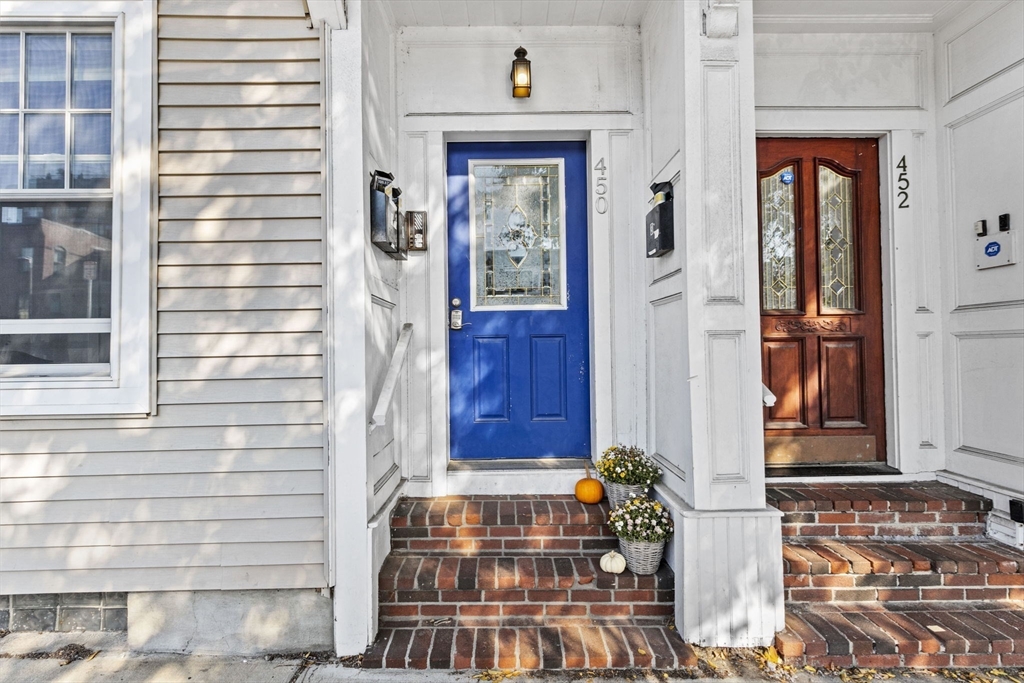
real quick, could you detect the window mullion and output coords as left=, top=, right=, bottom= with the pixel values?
left=18, top=31, right=25, bottom=189
left=64, top=31, right=71, bottom=189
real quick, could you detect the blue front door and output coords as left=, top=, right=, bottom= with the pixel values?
left=447, top=141, right=591, bottom=459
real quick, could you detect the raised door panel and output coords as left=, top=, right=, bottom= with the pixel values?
left=763, top=339, right=806, bottom=428
left=820, top=337, right=866, bottom=428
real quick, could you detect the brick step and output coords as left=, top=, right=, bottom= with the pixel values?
left=379, top=555, right=673, bottom=627
left=390, top=495, right=617, bottom=556
left=363, top=624, right=698, bottom=670
left=775, top=601, right=1024, bottom=669
left=768, top=482, right=991, bottom=540
left=783, top=540, right=1024, bottom=603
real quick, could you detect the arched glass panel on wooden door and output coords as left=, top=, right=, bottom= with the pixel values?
left=760, top=166, right=798, bottom=311
left=819, top=166, right=857, bottom=311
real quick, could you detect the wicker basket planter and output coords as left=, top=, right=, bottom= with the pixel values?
left=604, top=481, right=648, bottom=509
left=619, top=539, right=665, bottom=575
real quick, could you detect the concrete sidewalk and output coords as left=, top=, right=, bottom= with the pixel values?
left=2, top=631, right=1019, bottom=683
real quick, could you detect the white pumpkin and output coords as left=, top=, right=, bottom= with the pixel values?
left=600, top=550, right=627, bottom=574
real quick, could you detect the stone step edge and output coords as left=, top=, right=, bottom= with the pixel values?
left=774, top=606, right=1024, bottom=669
left=783, top=541, right=1024, bottom=576
left=362, top=624, right=698, bottom=670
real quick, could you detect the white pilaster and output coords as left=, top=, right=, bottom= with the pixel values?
left=662, top=0, right=784, bottom=646
left=322, top=0, right=375, bottom=656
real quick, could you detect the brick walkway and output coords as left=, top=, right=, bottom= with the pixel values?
left=770, top=482, right=1024, bottom=668
left=368, top=495, right=696, bottom=670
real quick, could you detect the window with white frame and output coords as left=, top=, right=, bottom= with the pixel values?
left=0, top=1, right=153, bottom=416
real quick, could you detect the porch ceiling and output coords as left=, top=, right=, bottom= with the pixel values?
left=383, top=0, right=968, bottom=32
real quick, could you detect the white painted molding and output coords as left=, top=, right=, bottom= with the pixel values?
left=704, top=1, right=739, bottom=38
left=306, top=0, right=347, bottom=30
left=369, top=323, right=413, bottom=433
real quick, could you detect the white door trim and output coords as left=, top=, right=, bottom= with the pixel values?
left=398, top=122, right=645, bottom=497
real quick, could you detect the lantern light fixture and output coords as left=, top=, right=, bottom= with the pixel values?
left=510, top=46, right=531, bottom=98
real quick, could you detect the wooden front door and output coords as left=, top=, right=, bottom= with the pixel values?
left=757, top=138, right=886, bottom=465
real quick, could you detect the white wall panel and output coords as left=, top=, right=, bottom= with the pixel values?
left=399, top=26, right=639, bottom=116
left=754, top=33, right=926, bottom=109
left=948, top=94, right=1024, bottom=309
left=946, top=0, right=1024, bottom=101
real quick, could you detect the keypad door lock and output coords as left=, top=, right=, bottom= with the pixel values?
left=449, top=298, right=466, bottom=330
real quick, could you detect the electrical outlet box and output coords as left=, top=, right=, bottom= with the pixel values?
left=976, top=232, right=1016, bottom=270
left=975, top=219, right=987, bottom=236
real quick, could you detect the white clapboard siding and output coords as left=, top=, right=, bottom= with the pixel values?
left=0, top=1, right=327, bottom=594
left=159, top=83, right=321, bottom=107
left=157, top=355, right=323, bottom=381
left=158, top=286, right=323, bottom=311
left=6, top=541, right=324, bottom=571
left=159, top=105, right=321, bottom=129
left=157, top=378, right=324, bottom=404
left=4, top=565, right=328, bottom=595
left=160, top=174, right=321, bottom=197
left=158, top=264, right=322, bottom=287
left=158, top=332, right=323, bottom=358
left=157, top=310, right=322, bottom=334
left=159, top=38, right=320, bottom=62
left=159, top=130, right=322, bottom=152
left=160, top=218, right=323, bottom=242
left=158, top=17, right=317, bottom=40
left=1, top=447, right=324, bottom=477
left=2, top=495, right=324, bottom=526
left=159, top=151, right=320, bottom=174
left=2, top=517, right=324, bottom=549
left=159, top=242, right=321, bottom=265
left=159, top=60, right=320, bottom=85
left=1, top=471, right=324, bottom=503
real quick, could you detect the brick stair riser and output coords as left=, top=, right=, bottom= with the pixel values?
left=363, top=625, right=698, bottom=670
left=781, top=510, right=988, bottom=540
left=775, top=605, right=1024, bottom=669
left=767, top=483, right=993, bottom=516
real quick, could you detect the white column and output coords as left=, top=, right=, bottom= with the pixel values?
left=662, top=0, right=784, bottom=647
left=321, top=0, right=375, bottom=656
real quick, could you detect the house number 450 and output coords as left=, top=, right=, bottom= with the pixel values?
left=594, top=158, right=609, bottom=215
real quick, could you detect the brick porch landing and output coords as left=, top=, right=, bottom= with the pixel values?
left=366, top=495, right=697, bottom=670
left=770, top=482, right=1024, bottom=668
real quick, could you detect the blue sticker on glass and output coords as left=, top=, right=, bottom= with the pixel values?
left=985, top=242, right=1001, bottom=257
left=780, top=170, right=794, bottom=185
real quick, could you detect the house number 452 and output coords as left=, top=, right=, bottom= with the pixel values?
left=594, top=158, right=609, bottom=215
left=896, top=155, right=909, bottom=209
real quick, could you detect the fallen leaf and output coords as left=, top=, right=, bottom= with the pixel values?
left=637, top=648, right=647, bottom=655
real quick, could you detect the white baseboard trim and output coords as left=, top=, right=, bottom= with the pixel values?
left=445, top=466, right=589, bottom=495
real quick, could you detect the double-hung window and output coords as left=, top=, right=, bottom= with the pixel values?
left=0, top=1, right=153, bottom=416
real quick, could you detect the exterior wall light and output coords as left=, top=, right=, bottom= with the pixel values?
left=510, top=47, right=531, bottom=98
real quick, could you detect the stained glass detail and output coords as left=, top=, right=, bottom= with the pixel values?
left=471, top=161, right=564, bottom=309
left=761, top=167, right=798, bottom=311
left=818, top=166, right=857, bottom=310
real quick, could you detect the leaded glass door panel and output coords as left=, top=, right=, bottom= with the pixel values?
left=447, top=142, right=591, bottom=460
left=757, top=138, right=887, bottom=467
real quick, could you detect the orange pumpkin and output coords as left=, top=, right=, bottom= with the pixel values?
left=575, top=463, right=604, bottom=505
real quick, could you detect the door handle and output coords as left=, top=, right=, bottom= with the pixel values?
left=449, top=297, right=470, bottom=330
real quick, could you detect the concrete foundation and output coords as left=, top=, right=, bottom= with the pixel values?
left=128, top=589, right=333, bottom=656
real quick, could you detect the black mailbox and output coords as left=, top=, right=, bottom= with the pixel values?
left=370, top=170, right=407, bottom=260
left=646, top=181, right=674, bottom=258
